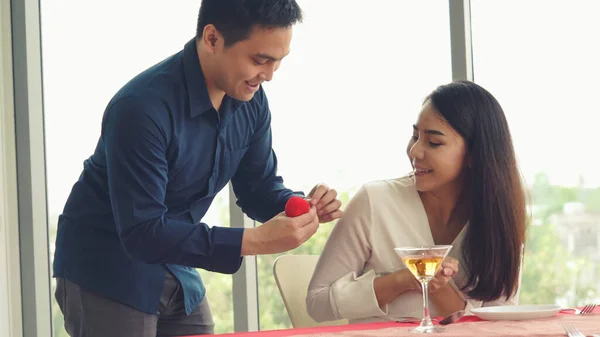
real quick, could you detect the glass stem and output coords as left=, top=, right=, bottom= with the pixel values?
left=421, top=280, right=433, bottom=327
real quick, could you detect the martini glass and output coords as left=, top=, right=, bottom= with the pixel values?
left=394, top=245, right=453, bottom=333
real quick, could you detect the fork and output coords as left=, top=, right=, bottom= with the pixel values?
left=563, top=324, right=585, bottom=337
left=565, top=304, right=597, bottom=315
left=576, top=303, right=597, bottom=315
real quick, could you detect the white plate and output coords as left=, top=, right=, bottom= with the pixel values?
left=471, top=305, right=562, bottom=321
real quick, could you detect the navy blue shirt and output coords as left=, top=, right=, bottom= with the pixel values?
left=53, top=38, right=300, bottom=315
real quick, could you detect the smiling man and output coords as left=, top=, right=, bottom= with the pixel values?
left=52, top=1, right=343, bottom=336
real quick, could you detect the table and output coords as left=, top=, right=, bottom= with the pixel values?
left=201, top=307, right=599, bottom=337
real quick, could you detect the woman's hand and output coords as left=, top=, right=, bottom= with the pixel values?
left=428, top=257, right=459, bottom=293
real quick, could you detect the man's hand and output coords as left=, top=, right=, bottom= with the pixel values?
left=240, top=207, right=319, bottom=256
left=307, top=183, right=343, bottom=223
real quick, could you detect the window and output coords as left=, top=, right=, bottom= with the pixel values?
left=41, top=0, right=233, bottom=335
left=258, top=0, right=452, bottom=329
left=38, top=1, right=599, bottom=334
left=471, top=0, right=600, bottom=306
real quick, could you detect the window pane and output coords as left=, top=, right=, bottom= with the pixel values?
left=471, top=0, right=600, bottom=306
left=197, top=189, right=234, bottom=334
left=258, top=0, right=452, bottom=329
left=41, top=1, right=233, bottom=335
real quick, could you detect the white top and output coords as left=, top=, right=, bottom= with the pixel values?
left=306, top=176, right=519, bottom=324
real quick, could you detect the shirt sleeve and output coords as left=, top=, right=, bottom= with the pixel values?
left=103, top=96, right=243, bottom=274
left=306, top=185, right=388, bottom=322
left=230, top=87, right=303, bottom=223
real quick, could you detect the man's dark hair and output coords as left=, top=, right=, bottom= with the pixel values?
left=196, top=0, right=303, bottom=47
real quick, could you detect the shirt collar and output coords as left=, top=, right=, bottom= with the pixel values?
left=183, top=38, right=244, bottom=119
left=183, top=38, right=214, bottom=117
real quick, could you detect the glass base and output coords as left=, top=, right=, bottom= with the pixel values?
left=410, top=324, right=445, bottom=333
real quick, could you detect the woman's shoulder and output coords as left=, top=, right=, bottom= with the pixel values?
left=360, top=175, right=417, bottom=198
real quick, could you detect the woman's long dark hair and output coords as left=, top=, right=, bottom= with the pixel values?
left=427, top=81, right=527, bottom=301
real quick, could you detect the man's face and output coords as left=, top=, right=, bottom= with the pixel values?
left=213, top=25, right=292, bottom=101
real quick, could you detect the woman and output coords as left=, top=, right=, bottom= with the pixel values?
left=306, top=81, right=527, bottom=324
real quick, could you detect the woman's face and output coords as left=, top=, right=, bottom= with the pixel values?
left=406, top=100, right=469, bottom=194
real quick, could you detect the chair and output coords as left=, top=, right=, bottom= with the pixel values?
left=272, top=254, right=349, bottom=328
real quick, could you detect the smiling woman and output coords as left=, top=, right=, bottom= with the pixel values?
left=412, top=81, right=526, bottom=303
left=305, top=81, right=527, bottom=324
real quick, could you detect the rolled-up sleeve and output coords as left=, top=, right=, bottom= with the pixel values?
left=103, top=96, right=243, bottom=274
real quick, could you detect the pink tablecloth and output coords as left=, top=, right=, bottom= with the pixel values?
left=291, top=313, right=600, bottom=337
left=205, top=307, right=599, bottom=337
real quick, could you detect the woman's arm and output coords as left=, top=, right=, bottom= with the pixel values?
left=429, top=283, right=467, bottom=317
left=374, top=269, right=421, bottom=310
left=306, top=185, right=418, bottom=322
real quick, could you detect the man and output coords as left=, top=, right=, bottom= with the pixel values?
left=52, top=1, right=343, bottom=336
